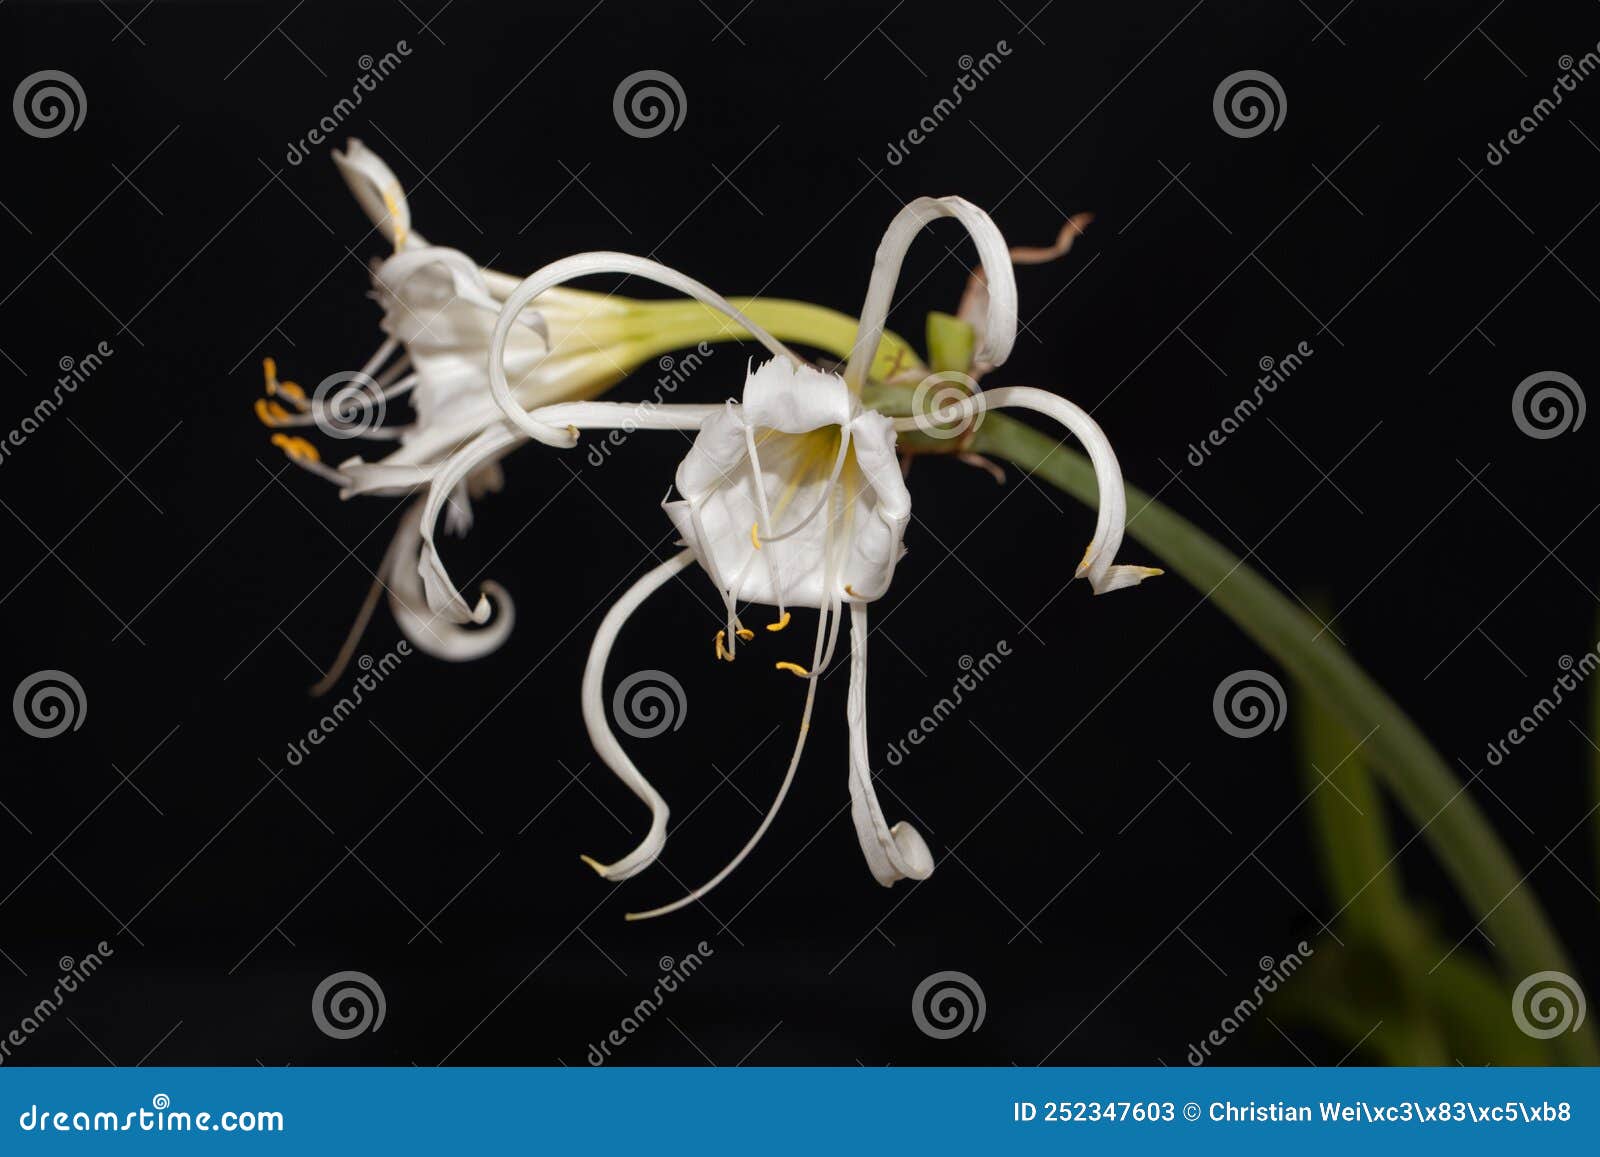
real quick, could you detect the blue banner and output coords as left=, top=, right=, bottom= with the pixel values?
left=1, top=1067, right=1597, bottom=1153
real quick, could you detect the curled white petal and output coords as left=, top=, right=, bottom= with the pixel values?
left=894, top=386, right=1159, bottom=594
left=848, top=604, right=933, bottom=886
left=387, top=501, right=515, bottom=660
left=416, top=425, right=522, bottom=623
left=487, top=253, right=804, bottom=444
left=845, top=197, right=1016, bottom=389
left=580, top=551, right=695, bottom=881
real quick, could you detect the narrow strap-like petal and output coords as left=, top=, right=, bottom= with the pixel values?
left=387, top=500, right=515, bottom=661
left=893, top=386, right=1160, bottom=594
left=847, top=603, right=934, bottom=886
left=415, top=424, right=522, bottom=623
left=845, top=197, right=1016, bottom=390
left=579, top=550, right=697, bottom=881
left=488, top=253, right=805, bottom=444
left=524, top=400, right=722, bottom=432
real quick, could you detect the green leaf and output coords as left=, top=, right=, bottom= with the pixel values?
left=1294, top=680, right=1410, bottom=951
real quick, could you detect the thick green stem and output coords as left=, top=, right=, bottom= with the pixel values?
left=967, top=411, right=1598, bottom=1065
left=620, top=298, right=919, bottom=384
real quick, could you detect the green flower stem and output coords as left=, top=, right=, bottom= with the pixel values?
left=966, top=411, right=1598, bottom=1065
left=617, top=298, right=920, bottom=384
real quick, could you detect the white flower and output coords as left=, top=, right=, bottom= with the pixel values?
left=255, top=141, right=786, bottom=691
left=415, top=196, right=1160, bottom=918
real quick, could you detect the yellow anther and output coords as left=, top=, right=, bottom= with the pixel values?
left=578, top=854, right=607, bottom=877
left=750, top=522, right=762, bottom=550
left=271, top=433, right=321, bottom=463
left=735, top=627, right=754, bottom=641
left=766, top=611, right=791, bottom=632
left=255, top=398, right=292, bottom=426
left=382, top=190, right=407, bottom=249
left=843, top=584, right=863, bottom=600
left=774, top=661, right=810, bottom=678
left=714, top=630, right=732, bottom=662
left=262, top=356, right=279, bottom=393
left=276, top=380, right=307, bottom=405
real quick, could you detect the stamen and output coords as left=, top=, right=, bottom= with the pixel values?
left=255, top=398, right=292, bottom=426
left=276, top=380, right=308, bottom=407
left=774, top=661, right=809, bottom=677
left=270, top=433, right=321, bottom=463
left=735, top=626, right=755, bottom=641
left=262, top=356, right=279, bottom=394
left=767, top=611, right=791, bottom=632
left=750, top=522, right=762, bottom=550
left=714, top=630, right=735, bottom=663
left=578, top=854, right=608, bottom=877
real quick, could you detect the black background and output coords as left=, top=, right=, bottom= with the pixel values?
left=1, top=0, right=1598, bottom=1066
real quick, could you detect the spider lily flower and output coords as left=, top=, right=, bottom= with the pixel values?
left=257, top=140, right=913, bottom=692
left=414, top=197, right=1159, bottom=918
